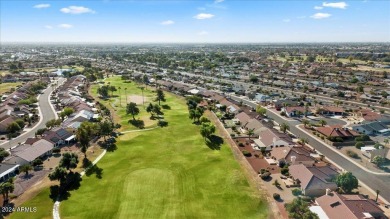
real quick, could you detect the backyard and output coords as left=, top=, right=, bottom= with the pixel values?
left=10, top=76, right=269, bottom=219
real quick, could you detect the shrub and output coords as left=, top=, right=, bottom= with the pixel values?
left=335, top=137, right=344, bottom=142
left=230, top=133, right=235, bottom=137
left=281, top=167, right=289, bottom=176
left=52, top=148, right=61, bottom=154
left=320, top=136, right=325, bottom=140
left=259, top=168, right=267, bottom=174
left=280, top=111, right=287, bottom=117
left=260, top=172, right=271, bottom=180
left=157, top=120, right=168, bottom=127
left=238, top=142, right=244, bottom=147
left=347, top=150, right=360, bottom=159
left=292, top=189, right=302, bottom=196
left=355, top=142, right=364, bottom=149
left=273, top=193, right=280, bottom=200
left=32, top=158, right=43, bottom=166
left=242, top=150, right=251, bottom=157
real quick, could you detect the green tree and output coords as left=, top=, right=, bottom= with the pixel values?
left=335, top=172, right=358, bottom=194
left=249, top=75, right=259, bottom=83
left=199, top=116, right=210, bottom=124
left=109, top=85, right=117, bottom=97
left=372, top=156, right=385, bottom=167
left=19, top=164, right=33, bottom=176
left=247, top=128, right=255, bottom=140
left=285, top=198, right=319, bottom=219
left=14, top=119, right=25, bottom=129
left=319, top=119, right=327, bottom=126
left=0, top=148, right=10, bottom=162
left=256, top=105, right=267, bottom=116
left=97, top=85, right=109, bottom=98
left=7, top=122, right=21, bottom=133
left=76, top=127, right=90, bottom=158
left=126, top=102, right=140, bottom=120
left=99, top=120, right=113, bottom=141
left=48, top=166, right=67, bottom=184
left=280, top=123, right=290, bottom=134
left=146, top=103, right=154, bottom=118
left=63, top=107, right=74, bottom=117
left=155, top=89, right=166, bottom=105
left=59, top=153, right=79, bottom=171
left=355, top=142, right=364, bottom=149
left=302, top=119, right=310, bottom=128
left=0, top=179, right=15, bottom=202
left=200, top=122, right=216, bottom=140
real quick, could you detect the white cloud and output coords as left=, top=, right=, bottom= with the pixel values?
left=60, top=6, right=95, bottom=14
left=314, top=6, right=323, bottom=10
left=215, top=0, right=224, bottom=3
left=161, top=20, right=174, bottom=25
left=193, top=13, right=215, bottom=20
left=198, top=31, right=209, bottom=35
left=282, top=19, right=291, bottom=22
left=322, top=2, right=348, bottom=9
left=44, top=25, right=53, bottom=29
left=58, top=24, right=73, bottom=29
left=33, top=4, right=50, bottom=9
left=311, top=13, right=332, bottom=19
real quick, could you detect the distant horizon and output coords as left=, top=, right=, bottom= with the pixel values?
left=1, top=1, right=389, bottom=43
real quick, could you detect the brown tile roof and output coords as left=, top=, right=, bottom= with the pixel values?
left=315, top=192, right=384, bottom=219
left=322, top=106, right=344, bottom=113
left=258, top=128, right=294, bottom=147
left=24, top=137, right=40, bottom=145
left=235, top=112, right=251, bottom=125
left=285, top=106, right=305, bottom=114
left=315, top=125, right=360, bottom=138
left=271, top=146, right=316, bottom=164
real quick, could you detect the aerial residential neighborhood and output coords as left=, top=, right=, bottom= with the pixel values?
left=0, top=0, right=390, bottom=219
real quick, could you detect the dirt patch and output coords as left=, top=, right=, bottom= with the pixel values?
left=128, top=95, right=147, bottom=105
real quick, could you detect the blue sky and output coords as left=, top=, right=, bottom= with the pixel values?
left=1, top=0, right=389, bottom=43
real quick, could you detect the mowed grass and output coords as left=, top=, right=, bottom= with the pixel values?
left=10, top=188, right=53, bottom=219
left=59, top=76, right=268, bottom=219
left=91, top=78, right=158, bottom=131
left=0, top=82, right=22, bottom=95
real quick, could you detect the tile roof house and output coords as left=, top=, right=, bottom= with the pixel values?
left=5, top=139, right=54, bottom=166
left=270, top=146, right=317, bottom=166
left=283, top=106, right=307, bottom=117
left=258, top=128, right=294, bottom=148
left=289, top=164, right=338, bottom=197
left=320, top=106, right=345, bottom=116
left=234, top=112, right=251, bottom=127
left=242, top=119, right=267, bottom=136
left=0, top=116, right=17, bottom=133
left=315, top=125, right=360, bottom=139
left=311, top=192, right=386, bottom=219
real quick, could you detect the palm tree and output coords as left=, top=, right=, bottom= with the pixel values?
left=0, top=178, right=14, bottom=202
left=124, top=88, right=128, bottom=104
left=384, top=138, right=389, bottom=147
left=140, top=86, right=145, bottom=107
left=299, top=138, right=308, bottom=146
left=280, top=123, right=290, bottom=134
left=302, top=119, right=310, bottom=128
left=334, top=100, right=341, bottom=107
left=319, top=119, right=327, bottom=126
left=376, top=189, right=380, bottom=202
left=20, top=164, right=33, bottom=176
left=118, top=86, right=121, bottom=107
left=248, top=128, right=255, bottom=140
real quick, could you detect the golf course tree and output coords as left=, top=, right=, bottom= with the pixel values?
left=146, top=103, right=163, bottom=119
left=126, top=102, right=140, bottom=120
left=97, top=85, right=109, bottom=98
left=109, top=85, right=117, bottom=97
left=60, top=153, right=79, bottom=171
left=155, top=89, right=166, bottom=105
left=77, top=127, right=90, bottom=158
left=285, top=198, right=319, bottom=219
left=0, top=178, right=15, bottom=203
left=189, top=107, right=204, bottom=124
left=200, top=122, right=216, bottom=140
left=0, top=148, right=10, bottom=162
left=146, top=103, right=154, bottom=118
left=19, top=164, right=33, bottom=176
left=335, top=172, right=358, bottom=194
left=48, top=166, right=67, bottom=186
left=99, top=120, right=114, bottom=141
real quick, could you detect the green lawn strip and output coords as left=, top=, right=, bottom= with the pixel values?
left=59, top=77, right=268, bottom=218
left=9, top=188, right=53, bottom=219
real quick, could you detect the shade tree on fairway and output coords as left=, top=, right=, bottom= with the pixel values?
left=200, top=122, right=216, bottom=140
left=189, top=107, right=204, bottom=123
left=60, top=153, right=79, bottom=171
left=155, top=89, right=166, bottom=105
left=126, top=102, right=140, bottom=120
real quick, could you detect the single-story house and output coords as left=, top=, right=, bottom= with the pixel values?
left=351, top=121, right=390, bottom=135
left=270, top=146, right=317, bottom=166
left=311, top=192, right=385, bottom=219
left=320, top=106, right=345, bottom=116
left=289, top=164, right=338, bottom=197
left=258, top=128, right=294, bottom=148
left=315, top=125, right=360, bottom=140
left=283, top=106, right=307, bottom=117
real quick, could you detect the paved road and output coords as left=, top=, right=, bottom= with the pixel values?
left=0, top=78, right=66, bottom=150
left=177, top=71, right=390, bottom=111
left=228, top=95, right=390, bottom=203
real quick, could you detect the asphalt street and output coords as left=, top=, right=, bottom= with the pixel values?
left=228, top=95, right=390, bottom=203
left=0, top=78, right=66, bottom=150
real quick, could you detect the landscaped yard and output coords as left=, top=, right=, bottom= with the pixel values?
left=0, top=82, right=22, bottom=95
left=10, top=76, right=268, bottom=219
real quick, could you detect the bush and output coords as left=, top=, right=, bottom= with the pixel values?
left=238, top=142, right=244, bottom=147
left=260, top=172, right=271, bottom=180
left=281, top=167, right=289, bottom=176
left=320, top=136, right=325, bottom=140
left=32, top=158, right=43, bottom=166
left=292, top=189, right=302, bottom=196
left=335, top=137, right=344, bottom=142
left=355, top=142, right=364, bottom=149
left=347, top=150, right=360, bottom=159
left=280, top=111, right=287, bottom=117
left=258, top=168, right=267, bottom=174
left=273, top=193, right=280, bottom=200
left=230, top=133, right=235, bottom=137
left=242, top=150, right=252, bottom=157
left=52, top=148, right=61, bottom=154
left=157, top=120, right=168, bottom=127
